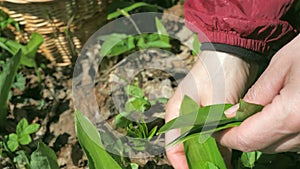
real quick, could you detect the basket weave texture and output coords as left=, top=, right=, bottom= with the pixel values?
left=0, top=0, right=106, bottom=66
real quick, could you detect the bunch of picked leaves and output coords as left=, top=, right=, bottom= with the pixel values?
left=157, top=96, right=264, bottom=169
left=157, top=96, right=300, bottom=169
left=158, top=95, right=263, bottom=145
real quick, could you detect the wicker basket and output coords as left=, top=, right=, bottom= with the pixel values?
left=0, top=0, right=107, bottom=66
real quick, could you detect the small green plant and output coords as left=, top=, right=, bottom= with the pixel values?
left=114, top=84, right=158, bottom=151
left=0, top=33, right=43, bottom=130
left=0, top=118, right=59, bottom=169
left=99, top=17, right=170, bottom=58
left=3, top=118, right=40, bottom=152
left=0, top=10, right=19, bottom=32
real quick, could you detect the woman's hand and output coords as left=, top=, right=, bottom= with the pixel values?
left=165, top=51, right=258, bottom=168
left=215, top=35, right=300, bottom=153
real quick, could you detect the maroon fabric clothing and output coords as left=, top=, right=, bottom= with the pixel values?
left=185, top=0, right=299, bottom=58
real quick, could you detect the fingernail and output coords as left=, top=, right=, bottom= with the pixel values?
left=224, top=104, right=239, bottom=118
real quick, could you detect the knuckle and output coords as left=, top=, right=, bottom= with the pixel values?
left=236, top=134, right=256, bottom=152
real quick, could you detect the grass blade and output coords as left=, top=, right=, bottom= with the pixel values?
left=0, top=49, right=22, bottom=130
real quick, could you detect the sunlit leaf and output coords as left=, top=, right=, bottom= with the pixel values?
left=107, top=2, right=158, bottom=20
left=241, top=151, right=262, bottom=168
left=6, top=133, right=19, bottom=152
left=75, top=110, right=122, bottom=169
left=178, top=96, right=226, bottom=169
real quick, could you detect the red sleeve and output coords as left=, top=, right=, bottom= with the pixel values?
left=184, top=0, right=298, bottom=58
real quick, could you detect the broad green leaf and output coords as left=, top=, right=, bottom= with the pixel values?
left=155, top=17, right=169, bottom=43
left=75, top=110, right=122, bottom=169
left=157, top=103, right=232, bottom=134
left=0, top=50, right=22, bottom=129
left=14, top=150, right=30, bottom=169
left=126, top=85, right=144, bottom=98
left=107, top=2, right=157, bottom=20
left=30, top=142, right=59, bottom=169
left=179, top=96, right=226, bottom=169
left=100, top=34, right=131, bottom=57
left=6, top=133, right=19, bottom=152
left=241, top=151, right=262, bottom=168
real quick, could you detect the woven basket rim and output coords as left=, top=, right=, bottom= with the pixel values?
left=1, top=0, right=55, bottom=4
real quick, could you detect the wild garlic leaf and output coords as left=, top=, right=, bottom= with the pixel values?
left=75, top=110, right=122, bottom=169
left=157, top=101, right=232, bottom=134
left=241, top=151, right=262, bottom=168
left=180, top=96, right=226, bottom=169
left=164, top=98, right=264, bottom=145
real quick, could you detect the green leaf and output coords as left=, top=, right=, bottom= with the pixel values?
left=235, top=100, right=264, bottom=121
left=167, top=100, right=263, bottom=144
left=24, top=124, right=40, bottom=135
left=16, top=118, right=29, bottom=135
left=125, top=98, right=150, bottom=112
left=75, top=110, right=122, bottom=169
left=21, top=33, right=43, bottom=67
left=155, top=17, right=169, bottom=43
left=0, top=50, right=22, bottom=129
left=100, top=34, right=134, bottom=57
left=18, top=134, right=32, bottom=146
left=157, top=102, right=232, bottom=134
left=157, top=97, right=168, bottom=104
left=130, top=163, right=139, bottom=169
left=148, top=126, right=157, bottom=140
left=13, top=150, right=30, bottom=169
left=115, top=112, right=131, bottom=128
left=192, top=34, right=201, bottom=56
left=6, top=133, right=19, bottom=152
left=12, top=73, right=25, bottom=91
left=16, top=118, right=39, bottom=145
left=241, top=151, right=262, bottom=168
left=179, top=96, right=226, bottom=169
left=107, top=2, right=158, bottom=20
left=205, top=161, right=220, bottom=169
left=30, top=142, right=59, bottom=169
left=142, top=40, right=171, bottom=49
left=0, top=33, right=43, bottom=68
left=126, top=85, right=144, bottom=98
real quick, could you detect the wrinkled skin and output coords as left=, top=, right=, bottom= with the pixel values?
left=215, top=34, right=300, bottom=153
left=165, top=51, right=259, bottom=169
